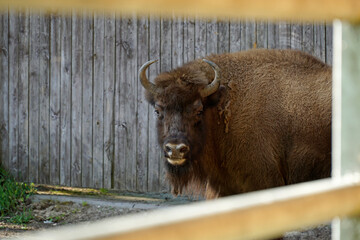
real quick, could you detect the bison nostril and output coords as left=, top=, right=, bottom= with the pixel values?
left=165, top=146, right=172, bottom=153
left=177, top=144, right=190, bottom=154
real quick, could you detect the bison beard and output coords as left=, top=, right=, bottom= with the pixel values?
left=139, top=49, right=332, bottom=199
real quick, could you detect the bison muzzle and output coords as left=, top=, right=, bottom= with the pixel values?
left=139, top=49, right=332, bottom=199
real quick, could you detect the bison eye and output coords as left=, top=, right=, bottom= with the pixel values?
left=197, top=110, right=203, bottom=116
left=154, top=109, right=163, bottom=119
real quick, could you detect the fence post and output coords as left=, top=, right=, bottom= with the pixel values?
left=332, top=21, right=360, bottom=240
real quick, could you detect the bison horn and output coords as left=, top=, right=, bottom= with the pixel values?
left=200, top=59, right=221, bottom=98
left=139, top=59, right=161, bottom=95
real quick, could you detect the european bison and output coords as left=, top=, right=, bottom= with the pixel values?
left=139, top=49, right=331, bottom=199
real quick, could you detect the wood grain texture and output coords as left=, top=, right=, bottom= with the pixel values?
left=0, top=10, right=9, bottom=170
left=71, top=12, right=83, bottom=187
left=147, top=15, right=161, bottom=193
left=17, top=9, right=29, bottom=182
left=8, top=10, right=19, bottom=178
left=39, top=11, right=50, bottom=184
left=49, top=12, right=61, bottom=185
left=136, top=16, right=149, bottom=192
left=81, top=11, right=94, bottom=188
left=93, top=11, right=105, bottom=188
left=159, top=16, right=171, bottom=192
left=28, top=12, right=40, bottom=183
left=59, top=14, right=72, bottom=186
left=103, top=12, right=115, bottom=189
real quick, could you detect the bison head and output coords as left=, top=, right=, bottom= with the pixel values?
left=139, top=59, right=224, bottom=184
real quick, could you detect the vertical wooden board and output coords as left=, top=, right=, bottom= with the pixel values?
left=0, top=11, right=9, bottom=170
left=49, top=12, right=61, bottom=185
left=39, top=12, right=50, bottom=184
left=257, top=21, right=268, bottom=49
left=279, top=21, right=291, bottom=49
left=217, top=19, right=229, bottom=54
left=18, top=9, right=30, bottom=182
left=147, top=15, right=161, bottom=193
left=194, top=17, right=206, bottom=59
left=230, top=20, right=241, bottom=52
left=114, top=16, right=125, bottom=190
left=120, top=15, right=137, bottom=191
left=93, top=12, right=105, bottom=188
left=81, top=11, right=93, bottom=188
left=302, top=22, right=314, bottom=55
left=183, top=16, right=195, bottom=63
left=103, top=12, right=115, bottom=189
left=206, top=18, right=217, bottom=55
left=136, top=16, right=149, bottom=192
left=326, top=23, right=333, bottom=65
left=71, top=12, right=83, bottom=187
left=29, top=12, right=40, bottom=183
left=8, top=10, right=19, bottom=178
left=172, top=15, right=183, bottom=68
left=267, top=21, right=278, bottom=49
left=240, top=21, right=247, bottom=50
left=244, top=20, right=256, bottom=50
left=314, top=22, right=326, bottom=62
left=291, top=23, right=303, bottom=50
left=60, top=14, right=72, bottom=186
left=160, top=17, right=172, bottom=191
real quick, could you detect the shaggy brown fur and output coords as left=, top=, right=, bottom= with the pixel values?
left=143, top=49, right=332, bottom=199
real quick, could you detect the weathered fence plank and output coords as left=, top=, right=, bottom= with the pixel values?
left=0, top=12, right=334, bottom=193
left=93, top=11, right=105, bottom=188
left=172, top=16, right=184, bottom=68
left=81, top=11, right=94, bottom=188
left=136, top=16, right=149, bottom=192
left=50, top=12, right=61, bottom=185
left=147, top=15, right=161, bottom=192
left=326, top=23, right=333, bottom=65
left=114, top=15, right=123, bottom=190
left=314, top=22, right=326, bottom=61
left=257, top=20, right=267, bottom=48
left=59, top=14, right=72, bottom=186
left=103, top=12, right=115, bottom=189
left=194, top=16, right=206, bottom=59
left=206, top=19, right=218, bottom=55
left=160, top=16, right=171, bottom=192
left=218, top=18, right=229, bottom=54
left=8, top=10, right=19, bottom=178
left=0, top=10, right=9, bottom=171
left=184, top=16, right=195, bottom=62
left=121, top=15, right=138, bottom=191
left=18, top=9, right=29, bottom=182
left=291, top=23, right=302, bottom=50
left=28, top=12, right=40, bottom=183
left=71, top=12, right=83, bottom=187
left=39, top=11, right=50, bottom=184
left=302, top=22, right=314, bottom=54
left=230, top=20, right=241, bottom=52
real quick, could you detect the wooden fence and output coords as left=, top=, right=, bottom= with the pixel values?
left=0, top=10, right=333, bottom=192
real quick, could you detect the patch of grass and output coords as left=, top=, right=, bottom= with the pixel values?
left=81, top=201, right=89, bottom=207
left=99, top=188, right=108, bottom=194
left=0, top=165, right=36, bottom=224
left=47, top=213, right=66, bottom=223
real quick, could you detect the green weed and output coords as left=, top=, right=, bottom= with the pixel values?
left=0, top=165, right=35, bottom=224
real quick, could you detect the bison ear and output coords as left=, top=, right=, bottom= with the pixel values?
left=206, top=85, right=226, bottom=107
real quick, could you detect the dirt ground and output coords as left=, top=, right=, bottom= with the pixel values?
left=0, top=185, right=192, bottom=239
left=0, top=185, right=331, bottom=240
